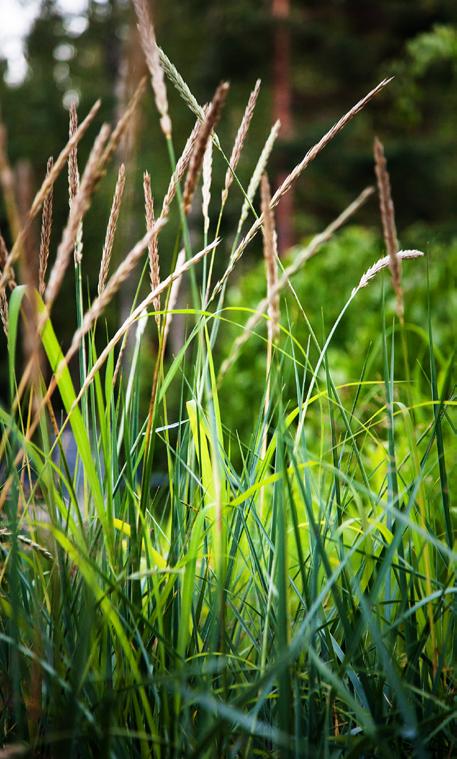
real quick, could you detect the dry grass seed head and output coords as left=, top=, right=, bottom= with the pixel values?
left=98, top=163, right=126, bottom=295
left=0, top=233, right=16, bottom=290
left=261, top=173, right=279, bottom=342
left=218, top=186, right=374, bottom=381
left=39, top=156, right=54, bottom=296
left=70, top=217, right=166, bottom=358
left=133, top=0, right=171, bottom=137
left=143, top=170, right=161, bottom=320
left=271, top=78, right=392, bottom=210
left=222, top=78, right=261, bottom=206
left=0, top=100, right=102, bottom=295
left=183, top=82, right=229, bottom=215
left=68, top=104, right=84, bottom=265
left=0, top=217, right=13, bottom=336
left=0, top=278, right=8, bottom=336
left=352, top=249, right=423, bottom=297
left=373, top=136, right=403, bottom=318
left=212, top=80, right=390, bottom=308
left=68, top=102, right=80, bottom=203
left=45, top=123, right=111, bottom=308
left=209, top=120, right=281, bottom=304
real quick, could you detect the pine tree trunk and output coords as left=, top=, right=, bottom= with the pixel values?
left=272, top=0, right=293, bottom=254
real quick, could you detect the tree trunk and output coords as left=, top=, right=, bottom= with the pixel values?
left=272, top=0, right=293, bottom=254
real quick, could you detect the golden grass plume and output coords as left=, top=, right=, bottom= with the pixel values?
left=143, top=170, right=161, bottom=321
left=98, top=163, right=126, bottom=295
left=183, top=82, right=229, bottom=215
left=373, top=136, right=403, bottom=319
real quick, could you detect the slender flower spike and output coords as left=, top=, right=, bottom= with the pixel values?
left=98, top=163, right=126, bottom=295
left=143, top=171, right=161, bottom=323
left=45, top=123, right=111, bottom=308
left=0, top=232, right=16, bottom=290
left=133, top=0, right=172, bottom=138
left=374, top=137, right=403, bottom=319
left=0, top=290, right=7, bottom=336
left=0, top=99, right=101, bottom=293
left=39, top=156, right=54, bottom=296
left=261, top=173, right=280, bottom=342
left=222, top=79, right=261, bottom=206
left=183, top=82, right=229, bottom=215
left=68, top=103, right=80, bottom=203
left=352, top=249, right=423, bottom=297
left=0, top=233, right=12, bottom=334
left=68, top=102, right=83, bottom=265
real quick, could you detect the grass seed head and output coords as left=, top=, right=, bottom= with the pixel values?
left=143, top=170, right=161, bottom=321
left=133, top=0, right=171, bottom=137
left=183, top=82, right=229, bottom=215
left=68, top=102, right=80, bottom=205
left=373, top=136, right=403, bottom=319
left=45, top=123, right=111, bottom=307
left=261, top=173, right=280, bottom=342
left=39, top=156, right=54, bottom=296
left=222, top=79, right=261, bottom=206
left=98, top=163, right=126, bottom=296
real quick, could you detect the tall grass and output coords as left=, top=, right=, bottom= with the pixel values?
left=0, top=9, right=455, bottom=757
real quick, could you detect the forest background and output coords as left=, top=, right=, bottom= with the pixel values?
left=1, top=0, right=457, bottom=416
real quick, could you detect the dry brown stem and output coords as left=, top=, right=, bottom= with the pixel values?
left=161, top=118, right=200, bottom=218
left=163, top=248, right=186, bottom=347
left=202, top=140, right=213, bottom=238
left=102, top=77, right=147, bottom=167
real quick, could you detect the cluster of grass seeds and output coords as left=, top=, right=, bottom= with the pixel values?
left=0, top=1, right=455, bottom=757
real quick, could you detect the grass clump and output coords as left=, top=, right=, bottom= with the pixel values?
left=0, top=4, right=455, bottom=757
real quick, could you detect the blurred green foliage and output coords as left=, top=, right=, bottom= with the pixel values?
left=219, top=224, right=457, bottom=439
